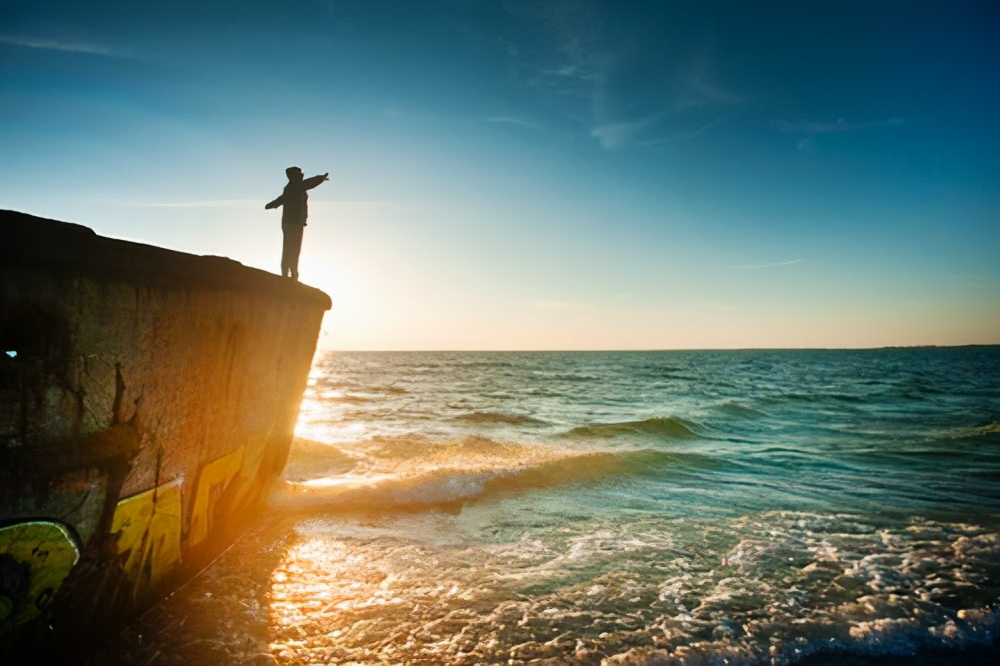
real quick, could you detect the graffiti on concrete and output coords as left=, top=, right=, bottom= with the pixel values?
left=231, top=436, right=269, bottom=509
left=0, top=521, right=80, bottom=633
left=189, top=447, right=245, bottom=546
left=110, top=478, right=184, bottom=590
left=1, top=444, right=272, bottom=638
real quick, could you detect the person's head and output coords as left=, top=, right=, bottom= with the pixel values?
left=285, top=166, right=303, bottom=182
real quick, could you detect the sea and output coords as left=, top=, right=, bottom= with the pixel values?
left=96, top=348, right=1000, bottom=665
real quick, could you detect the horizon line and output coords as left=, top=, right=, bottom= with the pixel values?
left=314, top=343, right=1000, bottom=354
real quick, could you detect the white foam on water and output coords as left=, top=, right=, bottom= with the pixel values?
left=263, top=509, right=998, bottom=664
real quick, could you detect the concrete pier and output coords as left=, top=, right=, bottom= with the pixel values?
left=0, top=210, right=330, bottom=651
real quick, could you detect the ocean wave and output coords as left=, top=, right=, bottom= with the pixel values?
left=562, top=417, right=701, bottom=441
left=449, top=411, right=548, bottom=426
left=329, top=393, right=378, bottom=404
left=530, top=372, right=599, bottom=383
left=963, top=422, right=1000, bottom=438
left=713, top=400, right=767, bottom=418
left=281, top=439, right=360, bottom=481
left=455, top=360, right=517, bottom=369
left=272, top=438, right=708, bottom=511
left=881, top=423, right=1000, bottom=462
left=761, top=391, right=868, bottom=405
left=314, top=377, right=409, bottom=395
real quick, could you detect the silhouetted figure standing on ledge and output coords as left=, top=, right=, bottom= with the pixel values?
left=265, top=166, right=329, bottom=280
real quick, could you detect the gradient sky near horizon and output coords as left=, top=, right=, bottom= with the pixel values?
left=1, top=0, right=997, bottom=350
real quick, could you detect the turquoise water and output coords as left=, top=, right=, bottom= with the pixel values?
left=255, top=348, right=1000, bottom=664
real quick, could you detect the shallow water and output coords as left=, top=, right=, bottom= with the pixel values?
left=97, top=348, right=1000, bottom=664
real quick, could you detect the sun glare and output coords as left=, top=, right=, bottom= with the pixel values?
left=297, top=249, right=392, bottom=350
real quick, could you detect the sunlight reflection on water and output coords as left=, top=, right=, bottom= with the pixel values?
left=257, top=510, right=999, bottom=665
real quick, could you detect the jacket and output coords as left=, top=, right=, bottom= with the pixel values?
left=266, top=175, right=327, bottom=226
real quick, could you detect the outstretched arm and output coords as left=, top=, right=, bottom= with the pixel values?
left=303, top=173, right=330, bottom=190
left=265, top=194, right=284, bottom=209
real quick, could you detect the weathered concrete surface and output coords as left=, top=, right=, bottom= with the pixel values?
left=0, top=210, right=330, bottom=652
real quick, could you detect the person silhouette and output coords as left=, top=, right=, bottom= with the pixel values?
left=265, top=166, right=329, bottom=280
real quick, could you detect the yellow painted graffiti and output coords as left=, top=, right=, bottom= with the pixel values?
left=0, top=521, right=80, bottom=633
left=0, top=441, right=278, bottom=634
left=188, top=446, right=245, bottom=546
left=232, top=436, right=268, bottom=509
left=110, top=478, right=183, bottom=589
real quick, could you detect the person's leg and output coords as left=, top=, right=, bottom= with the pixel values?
left=281, top=225, right=293, bottom=277
left=289, top=225, right=304, bottom=281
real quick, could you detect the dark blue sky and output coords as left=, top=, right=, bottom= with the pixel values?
left=1, top=0, right=997, bottom=349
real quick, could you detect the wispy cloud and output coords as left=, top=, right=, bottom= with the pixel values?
left=590, top=113, right=662, bottom=149
left=731, top=259, right=804, bottom=270
left=672, top=51, right=742, bottom=111
left=126, top=200, right=260, bottom=208
left=772, top=117, right=906, bottom=135
left=501, top=2, right=618, bottom=138
left=484, top=116, right=541, bottom=131
left=496, top=4, right=742, bottom=151
left=591, top=113, right=734, bottom=150
left=0, top=34, right=129, bottom=57
left=656, top=116, right=732, bottom=144
left=773, top=117, right=905, bottom=150
left=583, top=44, right=740, bottom=150
left=586, top=36, right=742, bottom=151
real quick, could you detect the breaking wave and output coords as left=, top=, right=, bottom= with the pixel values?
left=271, top=437, right=710, bottom=512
